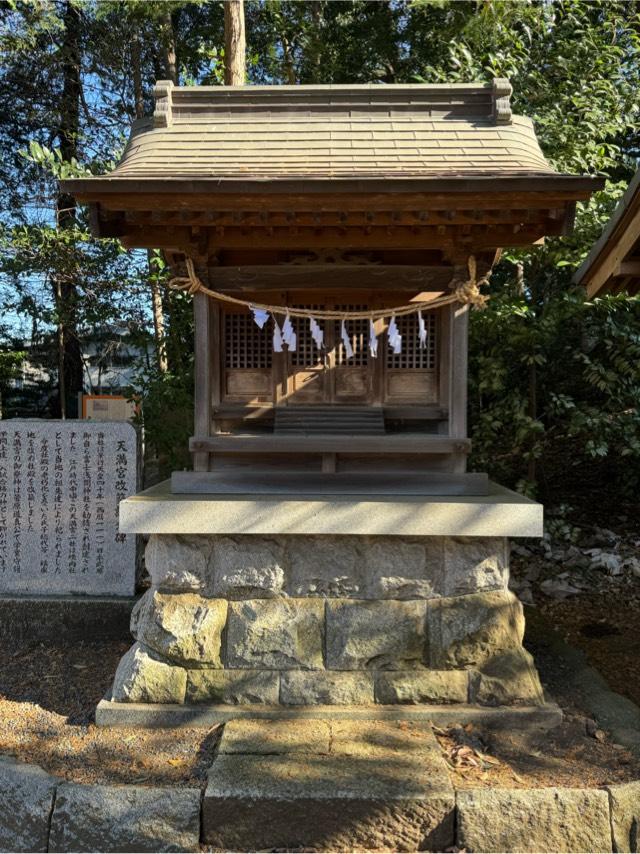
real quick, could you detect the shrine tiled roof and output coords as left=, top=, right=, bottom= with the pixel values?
left=108, top=80, right=555, bottom=181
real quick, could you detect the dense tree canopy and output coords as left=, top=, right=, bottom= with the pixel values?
left=1, top=0, right=639, bottom=506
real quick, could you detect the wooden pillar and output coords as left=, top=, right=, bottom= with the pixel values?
left=448, top=303, right=469, bottom=473
left=193, top=291, right=213, bottom=472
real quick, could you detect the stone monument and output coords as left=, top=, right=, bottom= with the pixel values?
left=0, top=420, right=137, bottom=597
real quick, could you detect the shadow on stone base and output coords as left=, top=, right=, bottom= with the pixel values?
left=96, top=699, right=563, bottom=731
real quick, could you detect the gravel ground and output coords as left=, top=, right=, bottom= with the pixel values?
left=0, top=639, right=221, bottom=786
left=1, top=631, right=640, bottom=787
left=540, top=589, right=640, bottom=709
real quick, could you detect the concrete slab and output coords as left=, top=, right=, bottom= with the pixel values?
left=218, top=718, right=438, bottom=758
left=0, top=756, right=58, bottom=853
left=330, top=720, right=438, bottom=756
left=119, top=479, right=542, bottom=537
left=96, top=699, right=563, bottom=731
left=203, top=719, right=455, bottom=851
left=219, top=718, right=332, bottom=754
left=49, top=783, right=201, bottom=853
left=456, top=787, right=612, bottom=853
left=0, top=595, right=136, bottom=644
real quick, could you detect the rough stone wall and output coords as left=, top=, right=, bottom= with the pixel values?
left=111, top=535, right=544, bottom=707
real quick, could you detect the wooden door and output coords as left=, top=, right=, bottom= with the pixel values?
left=222, top=309, right=273, bottom=403
left=331, top=306, right=371, bottom=403
left=286, top=304, right=371, bottom=405
left=286, top=305, right=328, bottom=403
left=384, top=311, right=438, bottom=404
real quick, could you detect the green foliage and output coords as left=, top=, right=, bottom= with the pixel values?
left=0, top=349, right=24, bottom=388
left=132, top=363, right=194, bottom=475
left=469, top=286, right=640, bottom=501
left=1, top=0, right=639, bottom=514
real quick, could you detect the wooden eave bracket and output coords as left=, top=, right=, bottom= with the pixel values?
left=561, top=201, right=577, bottom=237
left=88, top=203, right=127, bottom=239
left=153, top=80, right=174, bottom=128
left=492, top=78, right=512, bottom=125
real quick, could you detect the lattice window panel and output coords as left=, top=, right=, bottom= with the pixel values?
left=336, top=305, right=368, bottom=367
left=224, top=312, right=272, bottom=369
left=291, top=305, right=324, bottom=367
left=386, top=311, right=437, bottom=369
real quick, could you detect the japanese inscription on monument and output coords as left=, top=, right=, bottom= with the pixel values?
left=0, top=421, right=137, bottom=596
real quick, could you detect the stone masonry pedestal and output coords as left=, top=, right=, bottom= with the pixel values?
left=110, top=530, right=544, bottom=709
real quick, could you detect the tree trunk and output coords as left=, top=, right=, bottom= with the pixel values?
left=131, top=27, right=144, bottom=119
left=131, top=23, right=168, bottom=372
left=224, top=0, right=246, bottom=85
left=149, top=256, right=168, bottom=372
left=162, top=8, right=178, bottom=84
left=528, top=361, right=537, bottom=485
left=308, top=1, right=323, bottom=82
left=281, top=32, right=296, bottom=84
left=53, top=0, right=84, bottom=418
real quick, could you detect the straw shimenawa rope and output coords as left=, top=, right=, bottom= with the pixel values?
left=168, top=255, right=490, bottom=318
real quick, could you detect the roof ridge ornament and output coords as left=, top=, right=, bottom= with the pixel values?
left=153, top=80, right=174, bottom=128
left=492, top=78, right=512, bottom=125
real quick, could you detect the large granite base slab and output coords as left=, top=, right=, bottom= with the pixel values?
left=119, top=480, right=542, bottom=537
left=202, top=720, right=455, bottom=852
left=96, top=699, right=563, bottom=730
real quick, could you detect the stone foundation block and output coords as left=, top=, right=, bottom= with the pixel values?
left=365, top=538, right=442, bottom=599
left=456, top=787, right=612, bottom=853
left=111, top=643, right=186, bottom=704
left=226, top=598, right=324, bottom=669
left=443, top=537, right=508, bottom=596
left=145, top=534, right=210, bottom=593
left=376, top=670, right=469, bottom=704
left=606, top=781, right=640, bottom=853
left=131, top=590, right=226, bottom=667
left=210, top=537, right=285, bottom=598
left=428, top=591, right=524, bottom=669
left=281, top=671, right=375, bottom=705
left=0, top=756, right=58, bottom=853
left=49, top=783, right=201, bottom=852
left=287, top=536, right=363, bottom=597
left=326, top=600, right=427, bottom=670
left=186, top=669, right=279, bottom=704
left=220, top=719, right=332, bottom=754
left=330, top=720, right=440, bottom=756
left=470, top=649, right=545, bottom=706
left=203, top=748, right=454, bottom=851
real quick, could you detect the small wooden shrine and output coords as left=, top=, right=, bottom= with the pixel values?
left=65, top=81, right=601, bottom=494
left=64, top=82, right=605, bottom=728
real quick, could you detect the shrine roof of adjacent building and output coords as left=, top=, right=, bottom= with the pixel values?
left=573, top=167, right=640, bottom=298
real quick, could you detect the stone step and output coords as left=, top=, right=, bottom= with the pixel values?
left=96, top=698, right=563, bottom=731
left=202, top=719, right=455, bottom=851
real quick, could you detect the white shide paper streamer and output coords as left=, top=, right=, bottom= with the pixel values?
left=341, top=320, right=354, bottom=360
left=387, top=316, right=402, bottom=355
left=369, top=319, right=378, bottom=358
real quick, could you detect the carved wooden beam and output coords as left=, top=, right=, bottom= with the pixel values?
left=202, top=264, right=458, bottom=292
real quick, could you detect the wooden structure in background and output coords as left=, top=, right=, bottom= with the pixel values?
left=63, top=82, right=601, bottom=493
left=574, top=167, right=640, bottom=298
